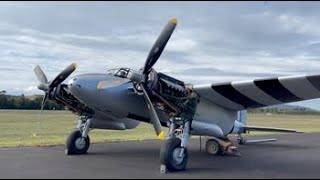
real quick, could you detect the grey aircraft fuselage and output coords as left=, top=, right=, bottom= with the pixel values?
left=67, top=72, right=238, bottom=138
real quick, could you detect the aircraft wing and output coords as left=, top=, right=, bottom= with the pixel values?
left=193, top=74, right=320, bottom=110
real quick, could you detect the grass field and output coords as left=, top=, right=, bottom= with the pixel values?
left=1, top=110, right=320, bottom=147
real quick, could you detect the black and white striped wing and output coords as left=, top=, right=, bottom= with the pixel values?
left=193, top=74, right=320, bottom=110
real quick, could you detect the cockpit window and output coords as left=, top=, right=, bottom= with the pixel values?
left=107, top=68, right=136, bottom=78
left=115, top=68, right=129, bottom=78
left=106, top=69, right=118, bottom=75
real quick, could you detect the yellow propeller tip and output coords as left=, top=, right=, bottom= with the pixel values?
left=97, top=81, right=103, bottom=90
left=73, top=63, right=78, bottom=69
left=170, top=18, right=177, bottom=25
left=157, top=131, right=165, bottom=140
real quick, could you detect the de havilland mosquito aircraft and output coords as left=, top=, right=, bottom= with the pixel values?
left=34, top=18, right=317, bottom=172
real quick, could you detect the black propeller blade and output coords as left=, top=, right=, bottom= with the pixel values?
left=49, top=63, right=77, bottom=88
left=142, top=18, right=177, bottom=76
left=34, top=65, right=48, bottom=84
left=139, top=83, right=164, bottom=139
left=34, top=65, right=49, bottom=92
left=40, top=93, right=48, bottom=111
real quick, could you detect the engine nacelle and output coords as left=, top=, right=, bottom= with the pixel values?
left=90, top=117, right=141, bottom=130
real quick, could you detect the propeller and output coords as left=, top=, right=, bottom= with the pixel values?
left=33, top=63, right=77, bottom=115
left=137, top=18, right=177, bottom=139
left=33, top=63, right=77, bottom=136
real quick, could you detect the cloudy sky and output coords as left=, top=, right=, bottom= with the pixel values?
left=1, top=1, right=320, bottom=109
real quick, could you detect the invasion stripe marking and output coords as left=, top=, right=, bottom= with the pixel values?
left=254, top=78, right=303, bottom=102
left=279, top=75, right=320, bottom=100
left=232, top=80, right=282, bottom=106
left=211, top=83, right=265, bottom=109
left=194, top=84, right=244, bottom=110
left=306, top=75, right=320, bottom=92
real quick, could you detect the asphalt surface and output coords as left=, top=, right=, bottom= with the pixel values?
left=1, top=133, right=320, bottom=179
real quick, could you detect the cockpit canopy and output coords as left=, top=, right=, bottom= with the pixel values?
left=107, top=68, right=138, bottom=79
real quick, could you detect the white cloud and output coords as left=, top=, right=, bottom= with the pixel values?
left=0, top=1, right=320, bottom=104
left=277, top=13, right=320, bottom=36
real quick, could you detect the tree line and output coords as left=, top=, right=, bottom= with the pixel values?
left=0, top=91, right=64, bottom=110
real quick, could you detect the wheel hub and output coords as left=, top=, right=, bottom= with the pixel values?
left=172, top=147, right=184, bottom=164
left=75, top=137, right=86, bottom=150
left=209, top=144, right=218, bottom=153
left=208, top=141, right=218, bottom=154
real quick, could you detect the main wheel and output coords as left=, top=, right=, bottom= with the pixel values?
left=206, top=139, right=222, bottom=156
left=65, top=130, right=90, bottom=155
left=160, top=137, right=188, bottom=172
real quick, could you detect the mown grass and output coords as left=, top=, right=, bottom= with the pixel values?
left=0, top=110, right=320, bottom=147
left=245, top=113, right=320, bottom=135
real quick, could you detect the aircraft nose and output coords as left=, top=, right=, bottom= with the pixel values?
left=67, top=75, right=101, bottom=99
left=68, top=77, right=83, bottom=95
left=68, top=78, right=81, bottom=88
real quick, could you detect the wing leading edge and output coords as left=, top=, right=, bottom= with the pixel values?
left=193, top=74, right=320, bottom=110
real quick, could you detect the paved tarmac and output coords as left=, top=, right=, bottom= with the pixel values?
left=0, top=133, right=320, bottom=179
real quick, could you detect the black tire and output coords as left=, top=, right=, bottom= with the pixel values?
left=65, top=130, right=90, bottom=155
left=160, top=137, right=188, bottom=172
left=206, top=139, right=222, bottom=156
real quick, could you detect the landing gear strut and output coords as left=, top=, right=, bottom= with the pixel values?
left=160, top=118, right=191, bottom=173
left=65, top=116, right=91, bottom=155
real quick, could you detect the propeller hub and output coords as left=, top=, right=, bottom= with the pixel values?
left=128, top=71, right=143, bottom=83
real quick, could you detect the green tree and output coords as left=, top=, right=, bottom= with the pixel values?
left=0, top=93, right=65, bottom=110
left=0, top=90, right=6, bottom=95
left=0, top=94, right=8, bottom=108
